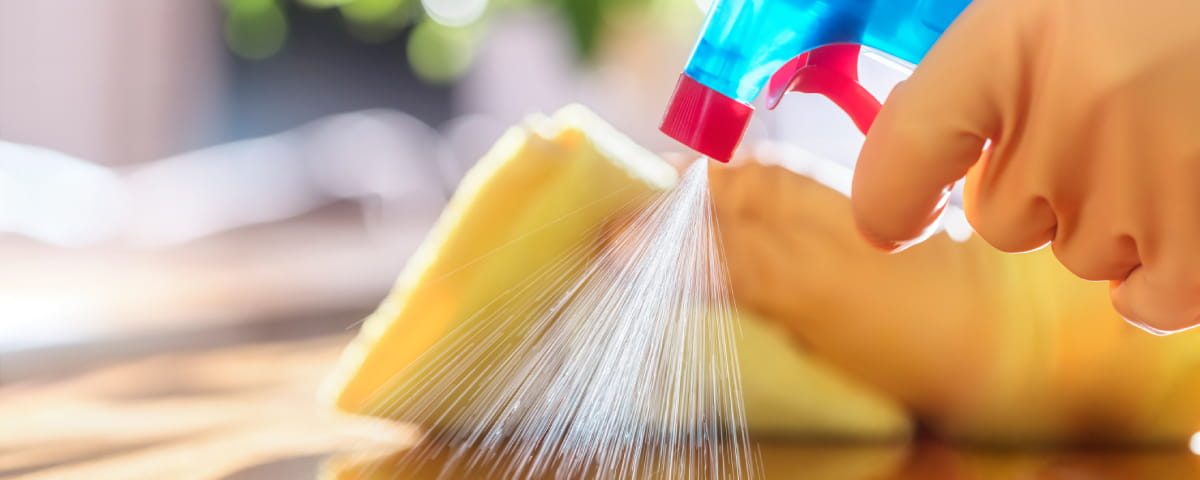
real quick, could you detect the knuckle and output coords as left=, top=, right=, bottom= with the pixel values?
left=1051, top=245, right=1108, bottom=281
left=966, top=207, right=1055, bottom=253
left=1050, top=235, right=1140, bottom=282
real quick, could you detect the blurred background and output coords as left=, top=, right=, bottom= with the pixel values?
left=0, top=0, right=698, bottom=365
left=0, top=0, right=908, bottom=370
left=0, top=1, right=916, bottom=477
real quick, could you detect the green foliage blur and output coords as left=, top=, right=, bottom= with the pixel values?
left=220, top=0, right=702, bottom=83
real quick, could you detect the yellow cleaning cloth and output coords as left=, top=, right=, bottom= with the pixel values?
left=321, top=105, right=908, bottom=440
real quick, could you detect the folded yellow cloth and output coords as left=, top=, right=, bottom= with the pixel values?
left=321, top=105, right=908, bottom=440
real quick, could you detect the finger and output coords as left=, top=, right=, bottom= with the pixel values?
left=1050, top=230, right=1140, bottom=282
left=1111, top=266, right=1200, bottom=335
left=1044, top=195, right=1141, bottom=280
left=851, top=0, right=1012, bottom=251
left=958, top=151, right=1059, bottom=253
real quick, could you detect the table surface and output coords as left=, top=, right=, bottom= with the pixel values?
left=4, top=332, right=1200, bottom=480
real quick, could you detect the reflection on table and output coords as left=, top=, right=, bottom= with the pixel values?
left=324, top=438, right=1200, bottom=480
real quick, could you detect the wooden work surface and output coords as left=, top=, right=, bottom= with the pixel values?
left=0, top=333, right=404, bottom=480
left=0, top=210, right=1197, bottom=479
left=5, top=331, right=1200, bottom=479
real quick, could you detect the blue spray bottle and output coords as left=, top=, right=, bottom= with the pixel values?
left=661, top=0, right=971, bottom=162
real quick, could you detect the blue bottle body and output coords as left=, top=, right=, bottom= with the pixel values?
left=685, top=0, right=972, bottom=104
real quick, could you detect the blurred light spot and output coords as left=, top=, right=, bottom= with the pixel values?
left=694, top=0, right=714, bottom=12
left=224, top=0, right=289, bottom=60
left=943, top=205, right=974, bottom=242
left=1191, top=432, right=1200, bottom=455
left=422, top=0, right=487, bottom=27
left=407, top=21, right=474, bottom=83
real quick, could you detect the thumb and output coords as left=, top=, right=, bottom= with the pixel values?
left=851, top=0, right=1009, bottom=251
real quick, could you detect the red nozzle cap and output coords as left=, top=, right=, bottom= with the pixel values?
left=660, top=73, right=752, bottom=163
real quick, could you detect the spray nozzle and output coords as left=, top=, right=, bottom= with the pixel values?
left=661, top=0, right=971, bottom=162
left=661, top=74, right=752, bottom=162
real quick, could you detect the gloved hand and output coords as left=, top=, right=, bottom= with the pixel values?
left=851, top=0, right=1200, bottom=333
left=710, top=153, right=1200, bottom=445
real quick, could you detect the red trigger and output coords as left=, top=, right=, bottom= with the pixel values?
left=765, top=44, right=882, bottom=135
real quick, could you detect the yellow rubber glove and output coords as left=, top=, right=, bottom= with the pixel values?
left=712, top=151, right=1200, bottom=445
left=851, top=0, right=1200, bottom=334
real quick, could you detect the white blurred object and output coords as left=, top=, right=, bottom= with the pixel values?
left=0, top=293, right=104, bottom=350
left=0, top=108, right=460, bottom=248
left=305, top=110, right=444, bottom=202
left=422, top=0, right=489, bottom=27
left=0, top=141, right=128, bottom=247
left=303, top=110, right=448, bottom=237
left=123, top=135, right=323, bottom=247
left=125, top=110, right=450, bottom=247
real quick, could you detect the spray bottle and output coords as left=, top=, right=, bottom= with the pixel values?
left=661, top=0, right=971, bottom=162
